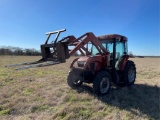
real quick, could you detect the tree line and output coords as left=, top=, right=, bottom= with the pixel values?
left=0, top=46, right=41, bottom=56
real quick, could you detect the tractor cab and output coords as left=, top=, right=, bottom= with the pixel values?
left=96, top=34, right=128, bottom=59
left=91, top=34, right=128, bottom=69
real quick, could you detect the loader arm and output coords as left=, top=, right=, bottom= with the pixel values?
left=69, top=32, right=109, bottom=56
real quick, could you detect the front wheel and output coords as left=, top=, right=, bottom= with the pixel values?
left=93, top=71, right=111, bottom=96
left=67, top=70, right=83, bottom=88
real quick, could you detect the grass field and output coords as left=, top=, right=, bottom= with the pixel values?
left=0, top=56, right=160, bottom=120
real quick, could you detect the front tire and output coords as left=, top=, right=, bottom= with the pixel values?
left=93, top=71, right=111, bottom=95
left=123, top=60, right=136, bottom=86
left=67, top=70, right=83, bottom=88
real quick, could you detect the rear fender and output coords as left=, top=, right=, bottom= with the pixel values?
left=119, top=55, right=129, bottom=71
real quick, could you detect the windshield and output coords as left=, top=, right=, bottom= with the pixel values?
left=91, top=40, right=113, bottom=55
left=91, top=39, right=127, bottom=60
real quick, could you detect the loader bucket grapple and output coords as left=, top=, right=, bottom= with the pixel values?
left=6, top=29, right=72, bottom=70
left=40, top=29, right=71, bottom=62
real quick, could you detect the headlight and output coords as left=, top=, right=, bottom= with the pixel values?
left=77, top=61, right=85, bottom=67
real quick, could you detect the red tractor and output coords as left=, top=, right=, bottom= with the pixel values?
left=7, top=29, right=136, bottom=95
left=66, top=32, right=136, bottom=95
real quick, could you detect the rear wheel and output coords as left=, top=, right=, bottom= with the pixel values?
left=123, top=60, right=136, bottom=86
left=67, top=70, right=83, bottom=88
left=93, top=71, right=111, bottom=95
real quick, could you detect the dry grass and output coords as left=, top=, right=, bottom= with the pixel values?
left=0, top=55, right=159, bottom=120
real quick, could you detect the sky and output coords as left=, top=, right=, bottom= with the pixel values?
left=0, top=0, right=159, bottom=56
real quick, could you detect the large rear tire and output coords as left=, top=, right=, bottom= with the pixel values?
left=123, top=60, right=136, bottom=86
left=67, top=70, right=83, bottom=88
left=93, top=71, right=111, bottom=96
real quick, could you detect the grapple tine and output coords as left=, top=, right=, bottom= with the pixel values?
left=5, top=59, right=44, bottom=67
left=15, top=61, right=60, bottom=70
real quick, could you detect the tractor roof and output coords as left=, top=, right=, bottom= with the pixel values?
left=97, top=34, right=128, bottom=41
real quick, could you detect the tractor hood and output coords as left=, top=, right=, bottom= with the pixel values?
left=77, top=56, right=89, bottom=62
left=77, top=56, right=89, bottom=67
